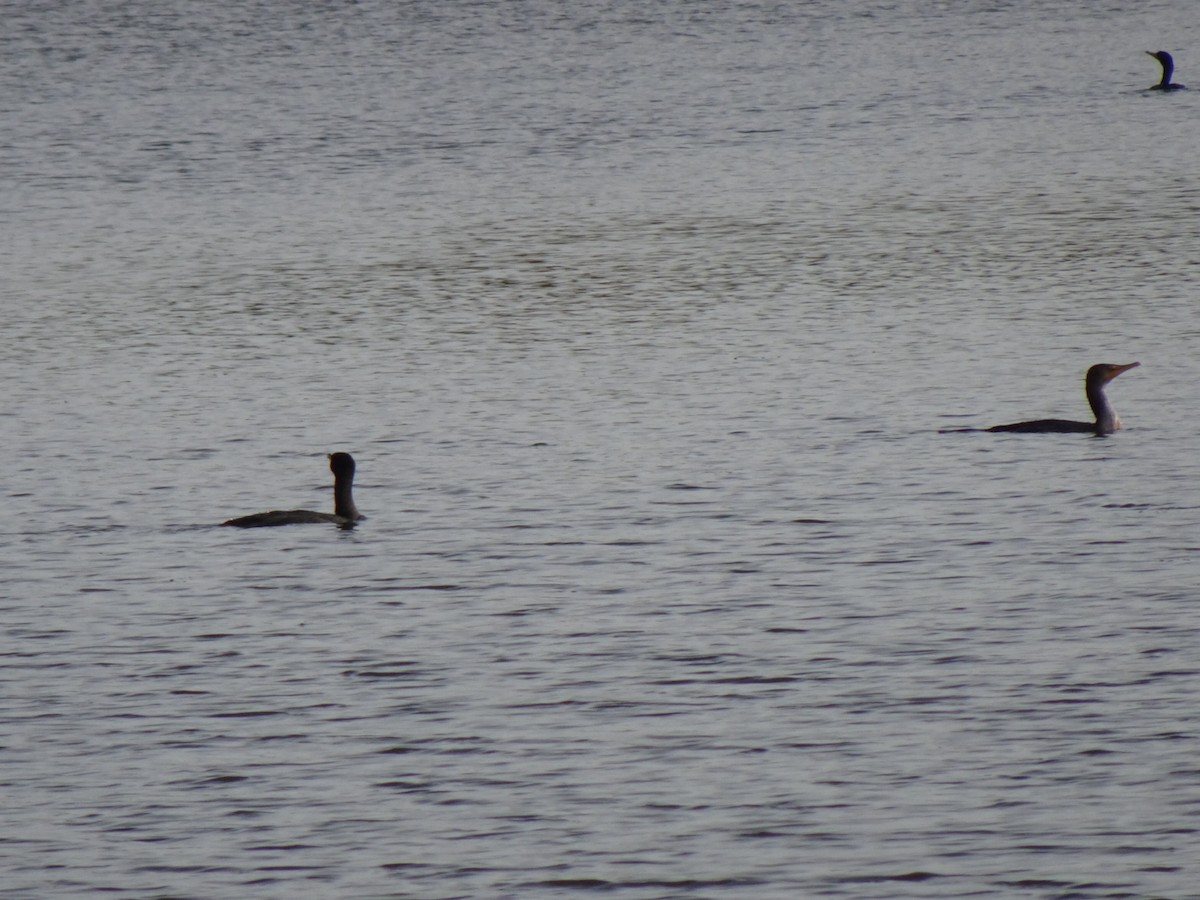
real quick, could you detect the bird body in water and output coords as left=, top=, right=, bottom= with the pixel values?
left=223, top=452, right=364, bottom=528
left=1147, top=50, right=1186, bottom=91
left=984, top=362, right=1140, bottom=435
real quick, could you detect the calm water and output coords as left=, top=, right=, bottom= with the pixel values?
left=5, top=1, right=1200, bottom=897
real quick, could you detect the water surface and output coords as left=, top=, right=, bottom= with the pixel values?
left=4, top=1, right=1200, bottom=897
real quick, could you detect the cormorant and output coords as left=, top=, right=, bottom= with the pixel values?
left=1147, top=50, right=1186, bottom=91
left=985, top=362, right=1140, bottom=435
left=223, top=452, right=365, bottom=528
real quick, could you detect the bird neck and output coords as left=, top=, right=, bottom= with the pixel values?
left=1087, top=382, right=1119, bottom=434
left=334, top=480, right=360, bottom=520
left=1160, top=59, right=1174, bottom=87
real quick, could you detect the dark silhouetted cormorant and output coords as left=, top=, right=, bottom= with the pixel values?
left=223, top=452, right=364, bottom=528
left=985, top=363, right=1140, bottom=435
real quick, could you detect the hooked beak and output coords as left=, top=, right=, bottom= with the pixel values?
left=1108, top=361, right=1140, bottom=382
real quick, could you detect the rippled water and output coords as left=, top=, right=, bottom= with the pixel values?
left=5, top=1, right=1200, bottom=897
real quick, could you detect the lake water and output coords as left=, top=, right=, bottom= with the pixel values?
left=4, top=1, right=1200, bottom=897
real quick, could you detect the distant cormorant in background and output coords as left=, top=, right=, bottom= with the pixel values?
left=983, top=363, right=1140, bottom=435
left=223, top=452, right=364, bottom=528
left=1147, top=50, right=1186, bottom=91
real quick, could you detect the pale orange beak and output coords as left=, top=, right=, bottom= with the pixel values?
left=1106, top=361, right=1140, bottom=382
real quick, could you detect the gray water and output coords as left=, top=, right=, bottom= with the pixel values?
left=5, top=1, right=1200, bottom=897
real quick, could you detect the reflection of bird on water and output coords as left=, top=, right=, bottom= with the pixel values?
left=223, top=452, right=365, bottom=528
left=1147, top=50, right=1186, bottom=91
left=983, top=363, right=1140, bottom=435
